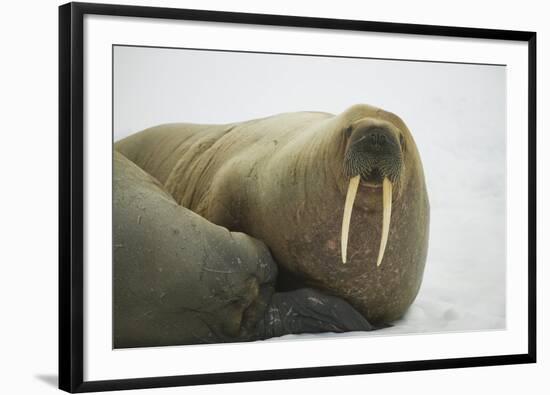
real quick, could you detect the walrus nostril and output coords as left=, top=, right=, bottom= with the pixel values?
left=368, top=132, right=387, bottom=148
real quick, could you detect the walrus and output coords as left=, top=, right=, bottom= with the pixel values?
left=116, top=104, right=430, bottom=325
left=114, top=151, right=372, bottom=348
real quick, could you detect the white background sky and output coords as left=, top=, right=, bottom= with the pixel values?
left=115, top=45, right=506, bottom=334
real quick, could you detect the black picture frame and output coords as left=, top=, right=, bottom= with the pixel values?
left=59, top=2, right=537, bottom=392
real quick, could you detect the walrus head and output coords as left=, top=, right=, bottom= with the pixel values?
left=341, top=118, right=405, bottom=266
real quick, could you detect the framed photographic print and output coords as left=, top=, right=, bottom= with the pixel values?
left=59, top=2, right=537, bottom=392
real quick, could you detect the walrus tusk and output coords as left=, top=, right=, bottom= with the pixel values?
left=341, top=175, right=361, bottom=263
left=377, top=177, right=393, bottom=266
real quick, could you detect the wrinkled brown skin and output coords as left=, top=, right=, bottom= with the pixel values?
left=116, top=104, right=430, bottom=324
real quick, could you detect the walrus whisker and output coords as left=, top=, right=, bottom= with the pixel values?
left=341, top=175, right=361, bottom=263
left=377, top=177, right=393, bottom=267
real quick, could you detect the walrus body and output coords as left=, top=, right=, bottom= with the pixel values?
left=114, top=151, right=372, bottom=348
left=116, top=104, right=430, bottom=324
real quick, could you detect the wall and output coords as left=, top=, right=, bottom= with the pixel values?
left=0, top=0, right=546, bottom=394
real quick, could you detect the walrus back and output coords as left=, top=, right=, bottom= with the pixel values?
left=115, top=112, right=335, bottom=198
left=115, top=123, right=236, bottom=184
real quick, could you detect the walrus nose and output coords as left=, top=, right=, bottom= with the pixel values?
left=365, top=129, right=392, bottom=151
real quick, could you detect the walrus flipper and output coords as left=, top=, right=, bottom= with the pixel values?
left=255, top=289, right=374, bottom=339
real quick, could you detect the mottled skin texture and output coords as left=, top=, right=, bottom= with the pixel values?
left=114, top=151, right=372, bottom=348
left=113, top=151, right=274, bottom=347
left=116, top=104, right=430, bottom=324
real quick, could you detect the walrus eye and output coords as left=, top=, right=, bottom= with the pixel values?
left=399, top=133, right=406, bottom=152
left=345, top=125, right=353, bottom=138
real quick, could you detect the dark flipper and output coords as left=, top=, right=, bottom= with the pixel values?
left=254, top=288, right=374, bottom=339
